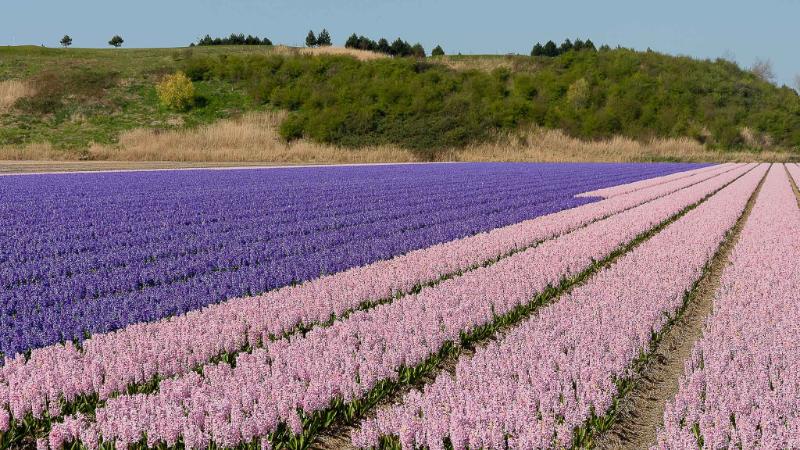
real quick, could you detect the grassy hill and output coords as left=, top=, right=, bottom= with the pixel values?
left=1, top=44, right=798, bottom=162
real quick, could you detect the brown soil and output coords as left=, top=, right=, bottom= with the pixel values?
left=0, top=160, right=440, bottom=175
left=0, top=160, right=287, bottom=174
left=785, top=163, right=800, bottom=207
left=594, top=165, right=768, bottom=450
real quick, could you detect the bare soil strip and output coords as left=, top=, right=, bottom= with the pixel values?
left=311, top=166, right=760, bottom=450
left=786, top=163, right=800, bottom=207
left=593, top=165, right=768, bottom=450
left=0, top=160, right=452, bottom=175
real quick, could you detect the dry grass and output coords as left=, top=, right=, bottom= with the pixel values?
left=0, top=80, right=34, bottom=110
left=86, top=111, right=416, bottom=163
left=268, top=45, right=387, bottom=61
left=435, top=55, right=536, bottom=73
left=0, top=142, right=74, bottom=160
left=299, top=46, right=388, bottom=61
left=443, top=126, right=793, bottom=163
left=2, top=112, right=792, bottom=165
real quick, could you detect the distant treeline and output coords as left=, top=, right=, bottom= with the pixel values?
left=345, top=34, right=428, bottom=57
left=191, top=34, right=273, bottom=47
left=531, top=38, right=600, bottom=57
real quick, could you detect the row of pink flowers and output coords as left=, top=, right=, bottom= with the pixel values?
left=0, top=164, right=743, bottom=428
left=577, top=164, right=730, bottom=198
left=352, top=164, right=767, bottom=450
left=43, top=165, right=758, bottom=449
left=655, top=165, right=800, bottom=449
left=790, top=162, right=800, bottom=189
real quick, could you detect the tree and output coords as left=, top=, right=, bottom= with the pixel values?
left=559, top=38, right=573, bottom=54
left=583, top=39, right=596, bottom=51
left=108, top=35, right=124, bottom=47
left=305, top=30, right=317, bottom=47
left=377, top=38, right=390, bottom=54
left=794, top=74, right=800, bottom=93
left=542, top=40, right=559, bottom=57
left=60, top=35, right=72, bottom=48
left=573, top=39, right=584, bottom=51
left=156, top=72, right=195, bottom=111
left=359, top=36, right=377, bottom=51
left=751, top=58, right=775, bottom=83
left=390, top=38, right=411, bottom=56
left=530, top=42, right=544, bottom=56
left=195, top=34, right=272, bottom=46
left=566, top=78, right=590, bottom=108
left=411, top=43, right=426, bottom=58
left=345, top=33, right=359, bottom=49
left=317, top=29, right=332, bottom=46
left=431, top=45, right=445, bottom=57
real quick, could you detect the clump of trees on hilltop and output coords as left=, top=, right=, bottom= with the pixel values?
left=108, top=35, right=124, bottom=48
left=306, top=29, right=332, bottom=47
left=531, top=38, right=598, bottom=57
left=344, top=33, right=426, bottom=57
left=193, top=33, right=273, bottom=46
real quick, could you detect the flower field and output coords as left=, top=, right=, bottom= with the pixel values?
left=0, top=162, right=796, bottom=450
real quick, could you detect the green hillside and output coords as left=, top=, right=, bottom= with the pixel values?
left=0, top=45, right=269, bottom=154
left=1, top=44, right=799, bottom=160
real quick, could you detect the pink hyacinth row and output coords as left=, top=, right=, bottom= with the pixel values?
left=577, top=163, right=731, bottom=198
left=352, top=164, right=767, bottom=450
left=44, top=165, right=758, bottom=449
left=0, top=163, right=745, bottom=428
left=654, top=165, right=800, bottom=449
left=787, top=162, right=800, bottom=190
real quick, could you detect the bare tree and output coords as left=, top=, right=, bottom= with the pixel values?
left=751, top=58, right=776, bottom=83
left=794, top=74, right=800, bottom=93
left=720, top=49, right=736, bottom=64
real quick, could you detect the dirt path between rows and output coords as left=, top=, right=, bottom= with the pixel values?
left=786, top=164, right=800, bottom=208
left=0, top=160, right=449, bottom=175
left=594, top=165, right=768, bottom=450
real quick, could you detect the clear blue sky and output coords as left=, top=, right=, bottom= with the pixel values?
left=2, top=0, right=798, bottom=87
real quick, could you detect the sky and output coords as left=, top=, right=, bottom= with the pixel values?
left=2, top=0, right=799, bottom=87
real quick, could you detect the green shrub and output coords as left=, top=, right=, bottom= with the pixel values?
left=180, top=48, right=800, bottom=156
left=15, top=68, right=119, bottom=114
left=156, top=72, right=195, bottom=111
left=566, top=78, right=590, bottom=108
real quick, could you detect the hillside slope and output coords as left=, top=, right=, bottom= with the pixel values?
left=0, top=45, right=798, bottom=162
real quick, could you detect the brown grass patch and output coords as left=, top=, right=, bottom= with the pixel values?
left=435, top=55, right=535, bottom=73
left=299, top=46, right=388, bottom=61
left=2, top=112, right=792, bottom=164
left=86, top=111, right=416, bottom=163
left=267, top=45, right=387, bottom=61
left=443, top=127, right=792, bottom=163
left=0, top=142, right=75, bottom=160
left=0, top=80, right=34, bottom=110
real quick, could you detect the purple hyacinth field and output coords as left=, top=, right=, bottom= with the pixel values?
left=2, top=162, right=799, bottom=450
